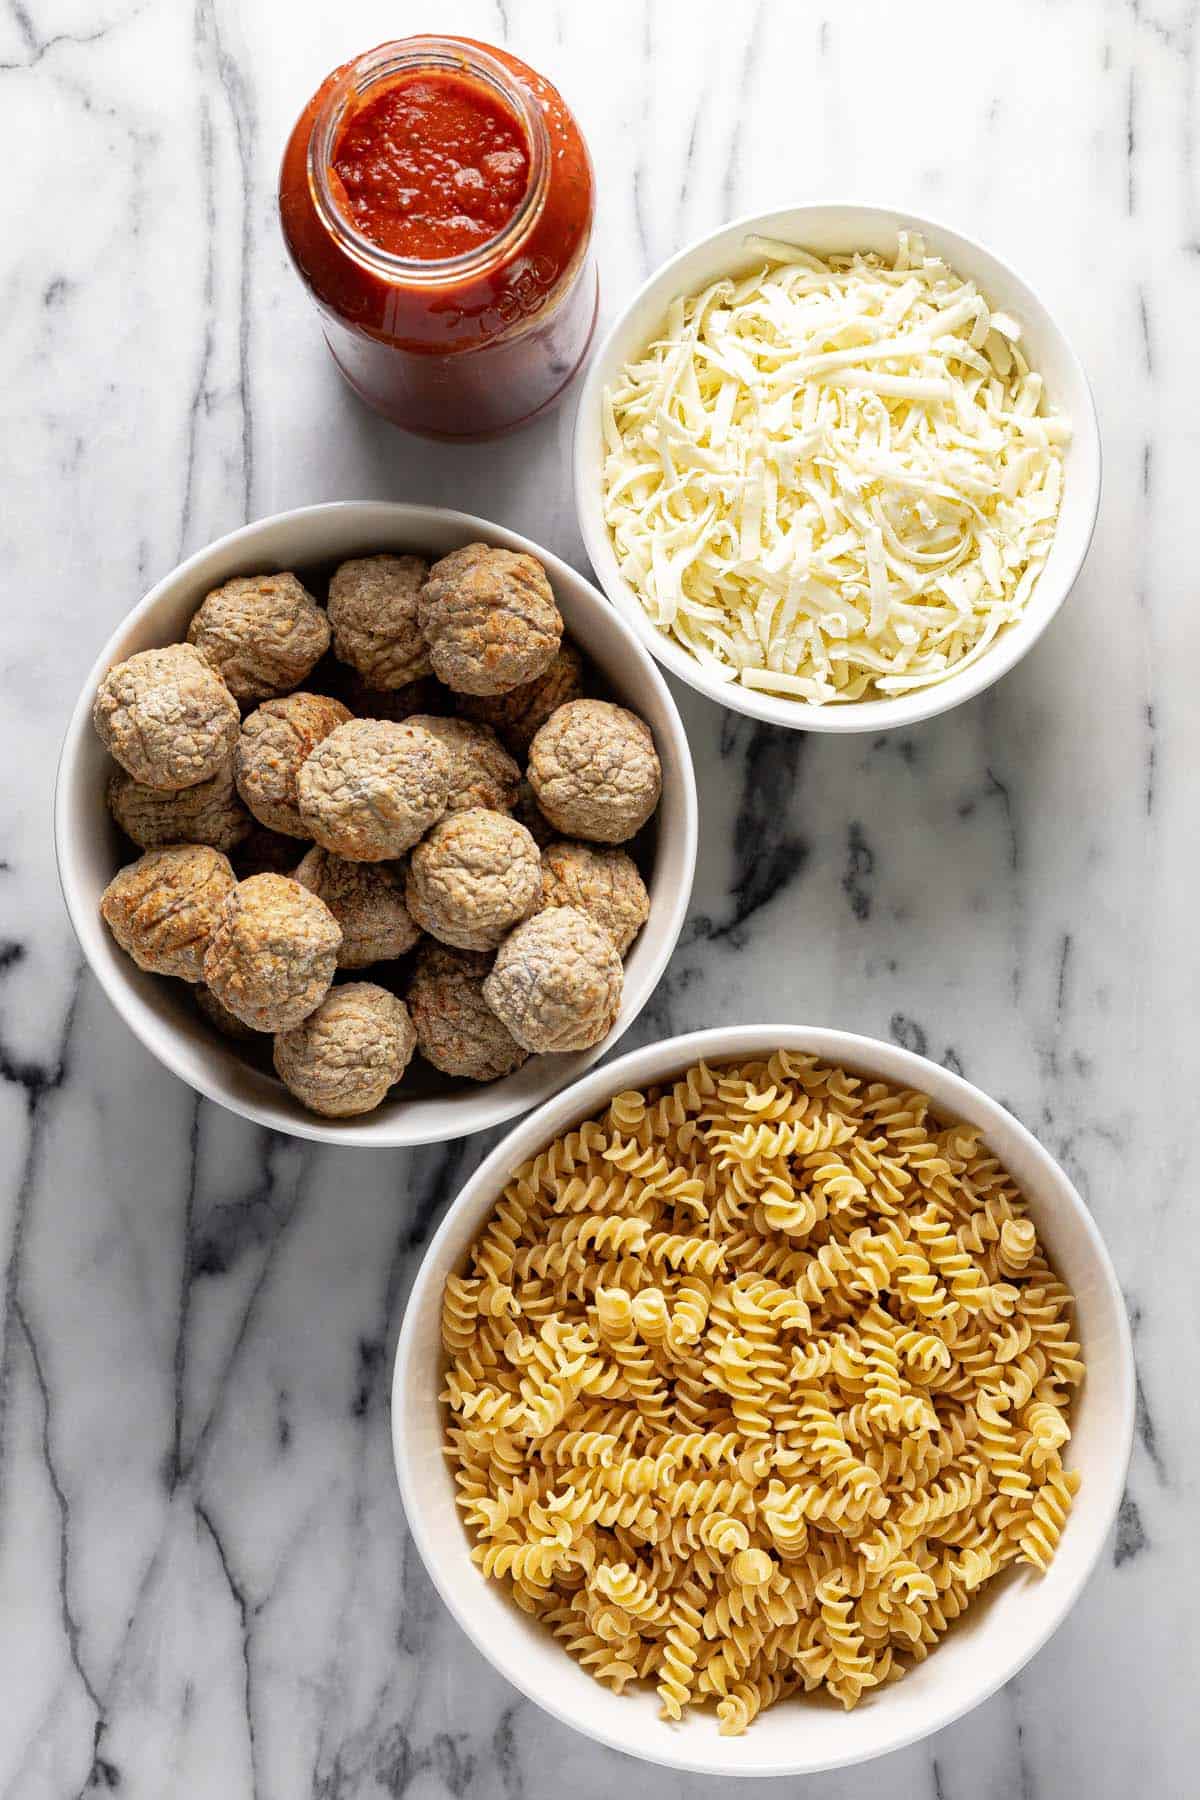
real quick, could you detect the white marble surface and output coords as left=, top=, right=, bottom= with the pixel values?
left=0, top=0, right=1194, bottom=1792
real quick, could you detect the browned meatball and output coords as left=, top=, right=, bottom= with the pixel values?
left=418, top=544, right=562, bottom=695
left=293, top=847, right=420, bottom=969
left=406, top=809, right=541, bottom=952
left=107, top=757, right=252, bottom=853
left=101, top=845, right=236, bottom=982
left=407, top=943, right=528, bottom=1082
left=405, top=715, right=520, bottom=813
left=202, top=873, right=341, bottom=1031
left=456, top=640, right=585, bottom=756
left=539, top=841, right=650, bottom=956
left=297, top=718, right=452, bottom=860
left=273, top=983, right=416, bottom=1117
left=187, top=572, right=330, bottom=702
left=528, top=700, right=662, bottom=844
left=234, top=692, right=351, bottom=837
left=327, top=554, right=432, bottom=689
left=482, top=907, right=623, bottom=1053
left=93, top=644, right=240, bottom=790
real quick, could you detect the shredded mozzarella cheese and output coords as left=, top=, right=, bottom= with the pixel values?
left=601, top=235, right=1070, bottom=704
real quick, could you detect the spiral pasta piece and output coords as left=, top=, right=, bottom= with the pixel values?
left=1016, top=1467, right=1081, bottom=1571
left=657, top=1585, right=703, bottom=1719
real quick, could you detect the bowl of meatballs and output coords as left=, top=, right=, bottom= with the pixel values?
left=56, top=502, right=698, bottom=1146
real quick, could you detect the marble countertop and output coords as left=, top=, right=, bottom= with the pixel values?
left=1, top=0, right=1193, bottom=1793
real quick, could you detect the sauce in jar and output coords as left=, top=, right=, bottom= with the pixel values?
left=279, top=38, right=597, bottom=440
left=332, top=69, right=531, bottom=260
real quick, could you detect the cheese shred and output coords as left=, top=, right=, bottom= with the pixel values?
left=601, top=236, right=1070, bottom=704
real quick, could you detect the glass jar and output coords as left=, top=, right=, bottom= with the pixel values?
left=278, top=37, right=597, bottom=440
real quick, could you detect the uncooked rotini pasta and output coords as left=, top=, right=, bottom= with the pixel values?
left=441, top=1053, right=1083, bottom=1734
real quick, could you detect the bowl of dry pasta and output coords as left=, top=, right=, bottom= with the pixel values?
left=392, top=1026, right=1133, bottom=1775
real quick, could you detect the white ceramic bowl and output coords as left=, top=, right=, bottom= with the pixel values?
left=393, top=1024, right=1133, bottom=1777
left=573, top=203, right=1102, bottom=733
left=55, top=502, right=698, bottom=1148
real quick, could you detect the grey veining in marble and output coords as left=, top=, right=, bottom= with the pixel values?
left=1, top=0, right=1197, bottom=1794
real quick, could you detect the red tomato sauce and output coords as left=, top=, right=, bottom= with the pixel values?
left=331, top=71, right=531, bottom=261
left=279, top=38, right=596, bottom=439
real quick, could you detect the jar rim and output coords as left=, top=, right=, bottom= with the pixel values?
left=307, top=36, right=550, bottom=286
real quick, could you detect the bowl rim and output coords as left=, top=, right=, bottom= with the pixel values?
left=392, top=1021, right=1135, bottom=1776
left=572, top=199, right=1103, bottom=735
left=54, top=499, right=699, bottom=1148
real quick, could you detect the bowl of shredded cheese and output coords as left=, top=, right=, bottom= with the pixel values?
left=574, top=205, right=1100, bottom=731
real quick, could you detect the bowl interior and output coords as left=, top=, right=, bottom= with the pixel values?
left=56, top=502, right=697, bottom=1147
left=393, top=1025, right=1133, bottom=1776
left=574, top=203, right=1101, bottom=734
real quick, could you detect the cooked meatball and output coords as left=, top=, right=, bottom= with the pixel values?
left=406, top=809, right=541, bottom=952
left=418, top=544, right=562, bottom=696
left=482, top=906, right=623, bottom=1054
left=539, top=841, right=650, bottom=956
left=195, top=982, right=260, bottom=1041
left=202, top=872, right=341, bottom=1031
left=527, top=700, right=662, bottom=844
left=293, top=847, right=420, bottom=969
left=187, top=572, right=330, bottom=702
left=407, top=943, right=528, bottom=1082
left=107, top=757, right=252, bottom=853
left=327, top=554, right=432, bottom=690
left=100, top=845, right=236, bottom=982
left=273, top=983, right=416, bottom=1118
left=233, top=822, right=303, bottom=880
left=93, top=643, right=240, bottom=791
left=234, top=692, right=351, bottom=838
left=456, top=640, right=585, bottom=756
left=405, top=715, right=520, bottom=814
left=512, top=778, right=557, bottom=849
left=297, top=718, right=451, bottom=861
